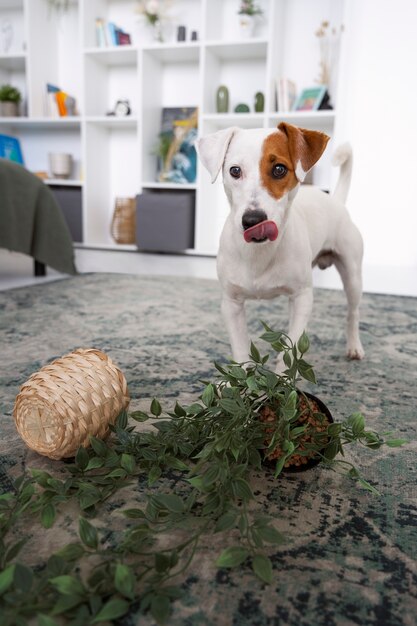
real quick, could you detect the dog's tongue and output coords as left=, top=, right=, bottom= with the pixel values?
left=243, top=220, right=279, bottom=243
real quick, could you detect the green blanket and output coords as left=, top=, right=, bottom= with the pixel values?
left=0, top=159, right=76, bottom=275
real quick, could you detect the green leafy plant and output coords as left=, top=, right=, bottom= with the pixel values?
left=0, top=326, right=406, bottom=625
left=238, top=0, right=263, bottom=16
left=0, top=84, right=21, bottom=103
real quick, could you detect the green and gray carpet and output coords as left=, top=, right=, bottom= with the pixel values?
left=0, top=273, right=416, bottom=625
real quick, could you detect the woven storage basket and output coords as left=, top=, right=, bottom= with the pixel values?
left=111, top=197, right=136, bottom=244
left=13, top=348, right=130, bottom=460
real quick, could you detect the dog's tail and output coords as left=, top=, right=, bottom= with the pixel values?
left=332, top=143, right=353, bottom=205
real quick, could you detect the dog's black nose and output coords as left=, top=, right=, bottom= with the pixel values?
left=242, top=209, right=267, bottom=230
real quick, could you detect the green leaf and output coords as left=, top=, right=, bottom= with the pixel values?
left=130, top=410, right=150, bottom=422
left=216, top=546, right=249, bottom=568
left=260, top=330, right=284, bottom=344
left=85, top=457, right=104, bottom=471
left=89, top=436, right=108, bottom=458
left=79, top=517, right=98, bottom=549
left=219, top=398, right=241, bottom=415
left=0, top=564, right=15, bottom=595
left=148, top=465, right=162, bottom=485
left=121, top=453, right=135, bottom=474
left=150, top=398, right=162, bottom=417
left=75, top=446, right=89, bottom=471
left=153, top=494, right=184, bottom=513
left=114, top=563, right=135, bottom=599
left=116, top=410, right=128, bottom=429
left=41, top=503, right=56, bottom=529
left=252, top=554, right=273, bottom=584
left=155, top=553, right=171, bottom=573
left=50, top=575, right=85, bottom=596
left=51, top=593, right=84, bottom=615
left=323, top=441, right=339, bottom=461
left=298, top=360, right=316, bottom=383
left=231, top=479, right=253, bottom=501
left=91, top=598, right=130, bottom=623
left=13, top=562, right=33, bottom=593
left=214, top=511, right=237, bottom=533
left=256, top=526, right=285, bottom=545
left=202, top=384, right=215, bottom=407
left=150, top=594, right=171, bottom=625
left=56, top=543, right=85, bottom=562
left=250, top=342, right=261, bottom=363
left=297, top=332, right=310, bottom=354
left=386, top=438, right=407, bottom=447
left=123, top=508, right=147, bottom=519
left=173, top=402, right=186, bottom=417
left=349, top=412, right=365, bottom=436
left=4, top=537, right=28, bottom=564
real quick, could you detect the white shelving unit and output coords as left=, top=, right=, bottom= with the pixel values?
left=0, top=0, right=346, bottom=255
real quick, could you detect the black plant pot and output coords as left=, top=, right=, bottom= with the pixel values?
left=263, top=391, right=334, bottom=473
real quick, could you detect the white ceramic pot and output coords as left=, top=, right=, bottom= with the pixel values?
left=48, top=152, right=73, bottom=179
left=238, top=14, right=256, bottom=39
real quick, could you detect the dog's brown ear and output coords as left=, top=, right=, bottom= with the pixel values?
left=197, top=127, right=238, bottom=183
left=278, top=122, right=329, bottom=182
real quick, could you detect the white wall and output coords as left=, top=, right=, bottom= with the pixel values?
left=315, top=0, right=417, bottom=296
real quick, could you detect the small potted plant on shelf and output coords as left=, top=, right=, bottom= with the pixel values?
left=237, top=0, right=263, bottom=38
left=0, top=84, right=21, bottom=117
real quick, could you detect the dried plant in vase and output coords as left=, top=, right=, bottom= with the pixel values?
left=315, top=20, right=344, bottom=95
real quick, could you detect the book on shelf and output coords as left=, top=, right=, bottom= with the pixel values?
left=0, top=134, right=24, bottom=165
left=45, top=83, right=77, bottom=118
left=276, top=78, right=297, bottom=112
left=157, top=107, right=198, bottom=184
left=95, top=18, right=132, bottom=47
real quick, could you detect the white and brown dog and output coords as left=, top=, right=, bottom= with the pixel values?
left=197, top=122, right=364, bottom=368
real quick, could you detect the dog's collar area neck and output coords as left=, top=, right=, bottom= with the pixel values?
left=243, top=220, right=279, bottom=243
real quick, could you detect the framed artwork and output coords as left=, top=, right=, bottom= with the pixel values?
left=157, top=107, right=198, bottom=184
left=0, top=134, right=24, bottom=164
left=292, top=86, right=327, bottom=112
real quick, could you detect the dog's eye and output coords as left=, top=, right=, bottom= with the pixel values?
left=272, top=164, right=288, bottom=179
left=230, top=166, right=242, bottom=179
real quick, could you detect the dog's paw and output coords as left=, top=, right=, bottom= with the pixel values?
left=346, top=344, right=365, bottom=360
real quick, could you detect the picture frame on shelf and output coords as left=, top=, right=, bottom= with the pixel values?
left=157, top=107, right=198, bottom=184
left=292, top=86, right=327, bottom=112
left=0, top=133, right=24, bottom=164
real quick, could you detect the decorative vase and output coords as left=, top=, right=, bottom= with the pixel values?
left=216, top=85, right=229, bottom=113
left=254, top=91, right=264, bottom=112
left=48, top=152, right=73, bottom=179
left=238, top=14, right=256, bottom=39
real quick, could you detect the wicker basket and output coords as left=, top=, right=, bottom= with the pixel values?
left=13, top=348, right=130, bottom=460
left=111, top=197, right=136, bottom=244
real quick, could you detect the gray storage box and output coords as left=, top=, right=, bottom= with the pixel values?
left=136, top=189, right=195, bottom=252
left=49, top=185, right=83, bottom=243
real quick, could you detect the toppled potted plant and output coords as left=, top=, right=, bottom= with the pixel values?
left=237, top=0, right=263, bottom=38
left=0, top=325, right=406, bottom=625
left=0, top=84, right=21, bottom=117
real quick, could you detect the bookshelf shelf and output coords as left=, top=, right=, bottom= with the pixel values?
left=0, top=0, right=346, bottom=253
left=84, top=46, right=138, bottom=67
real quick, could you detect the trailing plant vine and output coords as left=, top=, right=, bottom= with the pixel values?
left=0, top=326, right=406, bottom=625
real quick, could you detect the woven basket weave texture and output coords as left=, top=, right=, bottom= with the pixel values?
left=13, top=348, right=130, bottom=460
left=111, top=197, right=136, bottom=244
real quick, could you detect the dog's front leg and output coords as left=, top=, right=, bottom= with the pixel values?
left=287, top=286, right=314, bottom=348
left=221, top=295, right=250, bottom=363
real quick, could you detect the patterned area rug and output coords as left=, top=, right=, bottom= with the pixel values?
left=0, top=273, right=416, bottom=625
